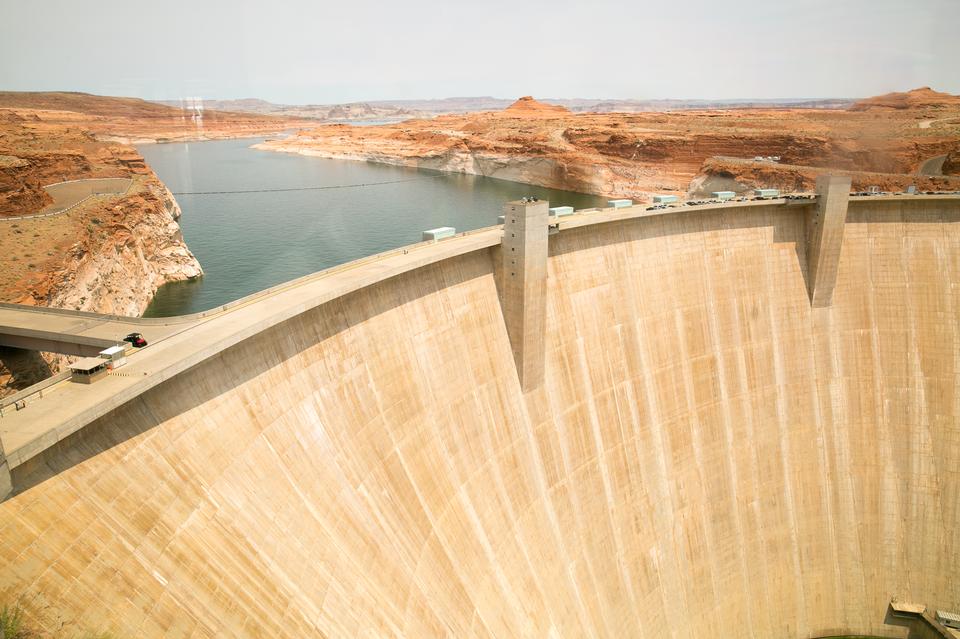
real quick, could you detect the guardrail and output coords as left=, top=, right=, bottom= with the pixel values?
left=0, top=370, right=71, bottom=413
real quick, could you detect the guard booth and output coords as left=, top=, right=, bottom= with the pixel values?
left=69, top=357, right=109, bottom=384
left=99, top=345, right=127, bottom=369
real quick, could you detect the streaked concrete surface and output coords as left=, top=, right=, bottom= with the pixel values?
left=0, top=195, right=958, bottom=637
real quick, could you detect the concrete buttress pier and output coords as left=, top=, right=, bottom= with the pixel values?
left=807, top=175, right=852, bottom=306
left=501, top=199, right=548, bottom=391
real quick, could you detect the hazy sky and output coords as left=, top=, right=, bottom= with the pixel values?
left=1, top=0, right=957, bottom=103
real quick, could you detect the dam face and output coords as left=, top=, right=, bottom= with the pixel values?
left=2, top=199, right=959, bottom=637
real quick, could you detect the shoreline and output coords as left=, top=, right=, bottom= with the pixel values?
left=104, top=128, right=297, bottom=146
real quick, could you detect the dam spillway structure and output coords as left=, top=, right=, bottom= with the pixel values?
left=0, top=190, right=959, bottom=637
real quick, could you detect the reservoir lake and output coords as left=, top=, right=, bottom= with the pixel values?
left=139, top=137, right=607, bottom=316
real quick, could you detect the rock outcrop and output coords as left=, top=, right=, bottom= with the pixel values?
left=942, top=148, right=960, bottom=176
left=502, top=95, right=571, bottom=117
left=9, top=178, right=202, bottom=313
left=0, top=175, right=203, bottom=395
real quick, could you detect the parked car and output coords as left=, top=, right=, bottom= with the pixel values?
left=124, top=332, right=147, bottom=348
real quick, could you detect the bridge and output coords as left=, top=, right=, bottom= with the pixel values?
left=0, top=304, right=187, bottom=357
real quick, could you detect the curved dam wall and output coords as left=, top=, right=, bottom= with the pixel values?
left=1, top=198, right=958, bottom=637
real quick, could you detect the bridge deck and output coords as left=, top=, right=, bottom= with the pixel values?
left=0, top=306, right=190, bottom=355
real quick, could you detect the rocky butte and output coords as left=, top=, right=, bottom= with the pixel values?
left=257, top=89, right=960, bottom=198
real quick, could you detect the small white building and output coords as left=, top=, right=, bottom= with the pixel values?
left=607, top=199, right=632, bottom=209
left=549, top=206, right=575, bottom=217
left=653, top=194, right=679, bottom=204
left=99, top=345, right=127, bottom=369
left=712, top=191, right=736, bottom=201
left=754, top=188, right=780, bottom=199
left=422, top=227, right=456, bottom=241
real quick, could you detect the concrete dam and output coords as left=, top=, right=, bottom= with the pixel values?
left=0, top=186, right=958, bottom=638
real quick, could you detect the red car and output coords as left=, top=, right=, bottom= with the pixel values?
left=124, top=332, right=147, bottom=348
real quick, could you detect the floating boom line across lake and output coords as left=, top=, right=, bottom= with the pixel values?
left=171, top=173, right=450, bottom=195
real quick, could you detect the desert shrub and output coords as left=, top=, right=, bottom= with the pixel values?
left=0, top=603, right=31, bottom=639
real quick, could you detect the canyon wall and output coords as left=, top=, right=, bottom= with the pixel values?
left=1, top=199, right=957, bottom=638
left=256, top=91, right=960, bottom=200
left=20, top=179, right=201, bottom=314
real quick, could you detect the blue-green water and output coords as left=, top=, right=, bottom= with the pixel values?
left=139, top=137, right=607, bottom=317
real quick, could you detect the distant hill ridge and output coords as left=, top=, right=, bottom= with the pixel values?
left=5, top=88, right=956, bottom=125
left=0, top=91, right=289, bottom=121
left=151, top=94, right=859, bottom=119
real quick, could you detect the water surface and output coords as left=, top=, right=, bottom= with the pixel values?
left=139, top=137, right=606, bottom=316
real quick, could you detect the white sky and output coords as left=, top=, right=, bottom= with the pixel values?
left=1, top=0, right=957, bottom=103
